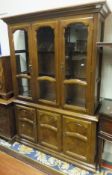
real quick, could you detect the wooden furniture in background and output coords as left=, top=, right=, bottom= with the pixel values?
left=0, top=56, right=13, bottom=99
left=2, top=1, right=110, bottom=172
left=98, top=99, right=112, bottom=170
left=0, top=98, right=16, bottom=140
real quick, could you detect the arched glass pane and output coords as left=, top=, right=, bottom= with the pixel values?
left=65, top=23, right=88, bottom=80
left=13, top=30, right=29, bottom=75
left=36, top=27, right=55, bottom=77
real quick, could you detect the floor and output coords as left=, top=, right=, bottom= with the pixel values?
left=0, top=151, right=46, bottom=175
left=0, top=138, right=112, bottom=175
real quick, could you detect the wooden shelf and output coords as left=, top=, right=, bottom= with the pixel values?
left=37, top=76, right=56, bottom=82
left=96, top=42, right=112, bottom=48
left=64, top=79, right=87, bottom=86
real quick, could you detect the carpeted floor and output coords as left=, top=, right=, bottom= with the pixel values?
left=0, top=138, right=112, bottom=175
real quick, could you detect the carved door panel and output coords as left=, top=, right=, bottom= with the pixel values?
left=15, top=105, right=37, bottom=142
left=63, top=116, right=92, bottom=162
left=0, top=106, right=10, bottom=136
left=0, top=62, right=5, bottom=93
left=0, top=104, right=15, bottom=139
left=38, top=110, right=61, bottom=151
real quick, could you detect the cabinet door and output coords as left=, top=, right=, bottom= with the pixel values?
left=38, top=110, right=61, bottom=151
left=0, top=106, right=10, bottom=137
left=63, top=116, right=93, bottom=162
left=15, top=105, right=37, bottom=142
left=9, top=24, right=35, bottom=101
left=60, top=18, right=93, bottom=113
left=32, top=21, right=60, bottom=106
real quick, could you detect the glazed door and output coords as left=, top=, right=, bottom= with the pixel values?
left=60, top=17, right=93, bottom=113
left=9, top=24, right=35, bottom=101
left=32, top=21, right=59, bottom=106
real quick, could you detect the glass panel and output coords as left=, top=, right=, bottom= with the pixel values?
left=65, top=23, right=88, bottom=80
left=39, top=81, right=56, bottom=102
left=65, top=84, right=86, bottom=107
left=36, top=27, right=55, bottom=77
left=13, top=30, right=29, bottom=74
left=17, top=78, right=31, bottom=97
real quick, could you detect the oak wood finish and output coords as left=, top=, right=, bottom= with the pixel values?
left=63, top=116, right=92, bottom=162
left=15, top=105, right=37, bottom=142
left=0, top=56, right=13, bottom=99
left=1, top=2, right=110, bottom=172
left=0, top=101, right=16, bottom=140
left=14, top=103, right=97, bottom=172
left=2, top=1, right=110, bottom=114
left=38, top=110, right=61, bottom=151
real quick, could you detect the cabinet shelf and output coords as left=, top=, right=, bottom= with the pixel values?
left=38, top=51, right=54, bottom=53
left=16, top=74, right=31, bottom=79
left=64, top=79, right=87, bottom=86
left=39, top=73, right=55, bottom=77
left=65, top=56, right=86, bottom=60
left=96, top=42, right=112, bottom=48
left=37, top=76, right=56, bottom=82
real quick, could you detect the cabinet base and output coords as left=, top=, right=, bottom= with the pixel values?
left=15, top=136, right=97, bottom=173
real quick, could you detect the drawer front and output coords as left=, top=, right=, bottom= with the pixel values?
left=38, top=110, right=61, bottom=151
left=17, top=120, right=37, bottom=142
left=0, top=106, right=10, bottom=136
left=100, top=118, right=112, bottom=135
left=15, top=105, right=37, bottom=142
left=15, top=105, right=36, bottom=122
left=63, top=116, right=92, bottom=162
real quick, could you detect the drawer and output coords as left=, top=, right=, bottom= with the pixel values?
left=15, top=105, right=36, bottom=122
left=100, top=118, right=112, bottom=135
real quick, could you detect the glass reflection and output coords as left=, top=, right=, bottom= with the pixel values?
left=65, top=23, right=88, bottom=80
left=13, top=30, right=29, bottom=74
left=36, top=27, right=55, bottom=77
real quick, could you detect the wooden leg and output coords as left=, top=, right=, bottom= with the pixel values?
left=97, top=137, right=104, bottom=171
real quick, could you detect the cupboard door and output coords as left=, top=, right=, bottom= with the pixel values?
left=0, top=105, right=15, bottom=139
left=32, top=21, right=59, bottom=106
left=17, top=120, right=36, bottom=142
left=0, top=106, right=10, bottom=137
left=60, top=18, right=93, bottom=112
left=9, top=24, right=35, bottom=101
left=63, top=116, right=92, bottom=162
left=38, top=110, right=61, bottom=151
left=15, top=105, right=37, bottom=142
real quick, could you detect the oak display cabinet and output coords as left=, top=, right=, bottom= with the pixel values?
left=2, top=1, right=110, bottom=172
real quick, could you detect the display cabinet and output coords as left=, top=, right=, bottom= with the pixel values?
left=4, top=1, right=110, bottom=114
left=2, top=1, right=110, bottom=172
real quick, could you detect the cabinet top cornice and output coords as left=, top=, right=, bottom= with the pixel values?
left=2, top=1, right=110, bottom=25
